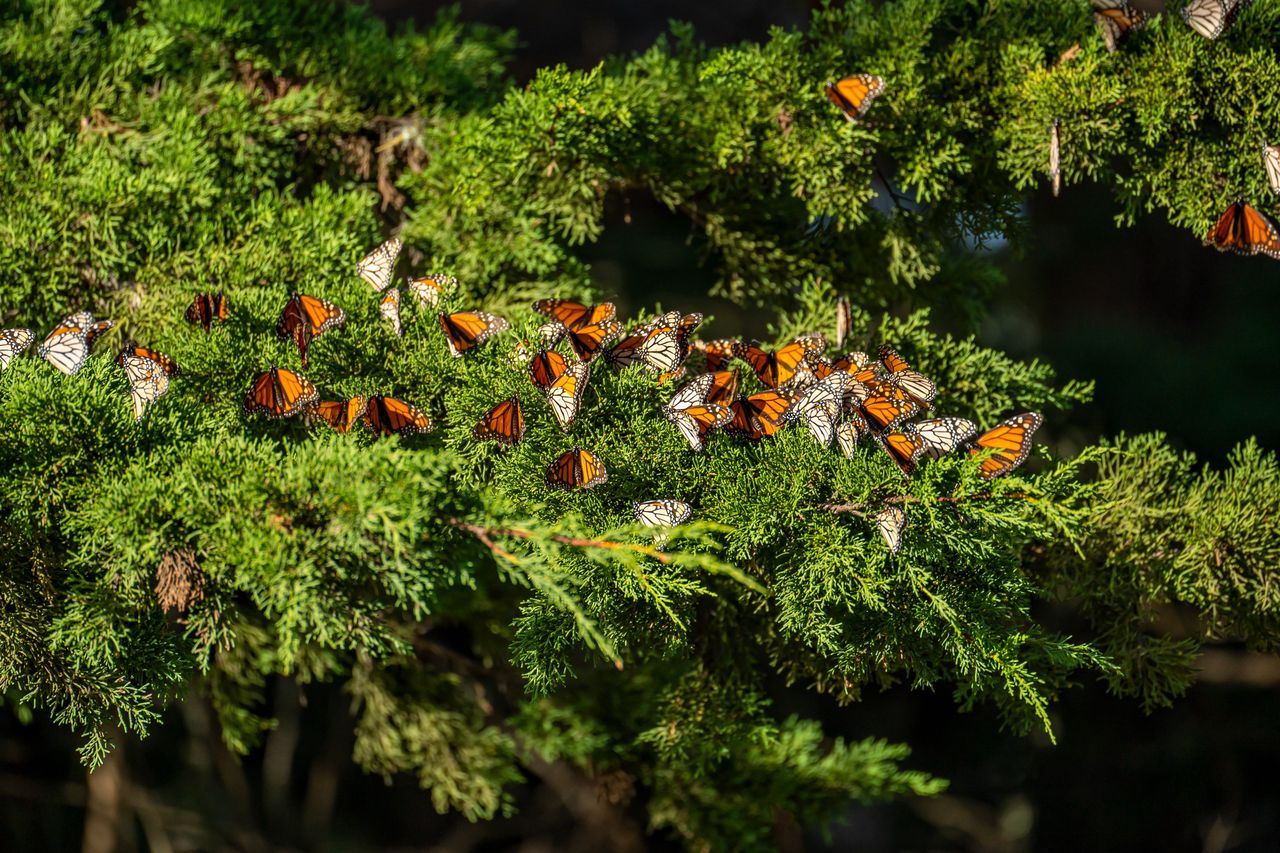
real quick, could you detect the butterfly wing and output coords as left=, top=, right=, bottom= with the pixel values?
left=440, top=311, right=510, bottom=357
left=529, top=349, right=569, bottom=391
left=473, top=395, right=526, bottom=445
left=915, top=417, right=978, bottom=458
left=545, top=362, right=590, bottom=431
left=574, top=448, right=608, bottom=489
left=1181, top=0, right=1233, bottom=40
left=316, top=396, right=369, bottom=433
left=298, top=293, right=346, bottom=336
left=244, top=367, right=318, bottom=417
left=1092, top=1, right=1148, bottom=51
left=834, top=413, right=869, bottom=459
left=121, top=355, right=171, bottom=421
left=874, top=506, right=907, bottom=554
left=633, top=499, right=693, bottom=528
left=825, top=74, right=885, bottom=120
left=1204, top=201, right=1280, bottom=259
left=695, top=338, right=742, bottom=371
left=1264, top=143, right=1280, bottom=196
left=118, top=344, right=180, bottom=376
left=665, top=403, right=731, bottom=452
left=859, top=382, right=920, bottom=430
left=365, top=395, right=432, bottom=436
left=38, top=323, right=89, bottom=376
left=1049, top=119, right=1062, bottom=197
left=835, top=296, right=852, bottom=349
left=565, top=318, right=623, bottom=362
left=667, top=373, right=716, bottom=412
left=546, top=448, right=607, bottom=490
left=408, top=274, right=456, bottom=308
left=357, top=238, right=402, bottom=292
left=877, top=428, right=926, bottom=476
left=969, top=412, right=1043, bottom=479
left=380, top=289, right=402, bottom=337
left=704, top=369, right=741, bottom=405
left=0, top=328, right=36, bottom=369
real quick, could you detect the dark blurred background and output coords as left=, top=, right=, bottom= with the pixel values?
left=4, top=1, right=1279, bottom=850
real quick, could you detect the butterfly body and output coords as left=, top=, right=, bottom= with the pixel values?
left=276, top=291, right=346, bottom=367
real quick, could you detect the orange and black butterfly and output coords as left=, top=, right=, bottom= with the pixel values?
left=834, top=411, right=869, bottom=459
left=825, top=74, right=885, bottom=121
left=607, top=311, right=681, bottom=371
left=1203, top=200, right=1280, bottom=259
left=969, top=412, right=1043, bottom=480
left=692, top=338, right=743, bottom=371
left=0, top=328, right=35, bottom=370
left=473, top=395, right=525, bottom=446
left=703, top=368, right=741, bottom=405
left=185, top=292, right=228, bottom=332
left=528, top=348, right=570, bottom=392
left=876, top=427, right=926, bottom=477
left=244, top=367, right=318, bottom=418
left=533, top=299, right=617, bottom=330
left=545, top=362, right=590, bottom=431
left=545, top=447, right=608, bottom=491
left=877, top=346, right=936, bottom=408
left=439, top=310, right=510, bottom=358
left=858, top=382, right=920, bottom=432
left=742, top=336, right=824, bottom=389
left=117, top=343, right=180, bottom=376
left=725, top=390, right=798, bottom=441
left=1091, top=1, right=1149, bottom=52
left=276, top=291, right=346, bottom=367
left=315, top=396, right=369, bottom=433
left=364, top=394, right=433, bottom=436
left=564, top=317, right=623, bottom=362
left=1182, top=0, right=1252, bottom=41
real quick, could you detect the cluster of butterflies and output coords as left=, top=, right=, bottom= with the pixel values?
left=1081, top=1, right=1280, bottom=258
left=1091, top=0, right=1255, bottom=50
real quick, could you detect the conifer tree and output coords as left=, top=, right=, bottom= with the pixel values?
left=2, top=0, right=1279, bottom=847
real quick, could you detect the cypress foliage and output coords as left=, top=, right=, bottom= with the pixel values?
left=1, top=0, right=1278, bottom=846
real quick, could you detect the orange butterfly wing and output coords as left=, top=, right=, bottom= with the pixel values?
left=1204, top=201, right=1280, bottom=259
left=529, top=349, right=569, bottom=391
left=969, top=412, right=1043, bottom=479
left=473, top=395, right=525, bottom=446
left=704, top=369, right=741, bottom=405
left=825, top=74, right=885, bottom=120
left=439, top=311, right=509, bottom=357
left=316, top=396, right=369, bottom=432
left=244, top=367, right=318, bottom=417
left=859, top=383, right=919, bottom=430
left=877, top=429, right=926, bottom=476
left=566, top=318, right=623, bottom=362
left=546, top=448, right=607, bottom=490
left=117, top=344, right=180, bottom=376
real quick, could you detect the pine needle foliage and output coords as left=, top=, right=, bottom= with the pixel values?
left=1, top=0, right=1278, bottom=846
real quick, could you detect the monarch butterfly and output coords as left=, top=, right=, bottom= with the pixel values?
left=657, top=366, right=687, bottom=385
left=743, top=336, right=823, bottom=389
left=1048, top=118, right=1062, bottom=198
left=875, top=506, right=907, bottom=555
left=473, top=395, right=526, bottom=446
left=1181, top=0, right=1251, bottom=40
left=608, top=319, right=682, bottom=372
left=545, top=361, right=590, bottom=431
left=39, top=312, right=110, bottom=376
left=408, top=274, right=456, bottom=308
left=532, top=299, right=617, bottom=330
left=364, top=394, right=433, bottom=436
left=835, top=296, right=852, bottom=349
left=1262, top=143, right=1280, bottom=196
left=184, top=292, right=229, bottom=332
left=915, top=417, right=978, bottom=458
left=117, top=343, right=180, bottom=377
left=439, top=310, right=510, bottom=357
left=788, top=375, right=846, bottom=446
left=244, top=367, right=318, bottom=418
left=814, top=351, right=880, bottom=387
left=703, top=368, right=741, bottom=405
left=380, top=288, right=402, bottom=337
left=664, top=373, right=731, bottom=451
left=675, top=312, right=704, bottom=360
left=968, top=412, right=1042, bottom=479
left=528, top=348, right=570, bottom=391
left=315, top=396, right=369, bottom=433
left=666, top=373, right=716, bottom=410
left=825, top=74, right=885, bottom=121
left=276, top=291, right=346, bottom=367
left=120, top=354, right=171, bottom=421
left=834, top=412, right=869, bottom=459
left=633, top=499, right=693, bottom=528
left=0, top=328, right=35, bottom=369
left=564, top=317, right=624, bottom=362
left=545, top=447, right=608, bottom=491
left=692, top=338, right=743, bottom=371
left=1091, top=0, right=1149, bottom=52
left=877, top=427, right=926, bottom=476
left=1202, top=200, right=1280, bottom=259
left=859, top=383, right=920, bottom=431
left=877, top=346, right=937, bottom=408
left=725, top=390, right=798, bottom=441
left=357, top=238, right=402, bottom=292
